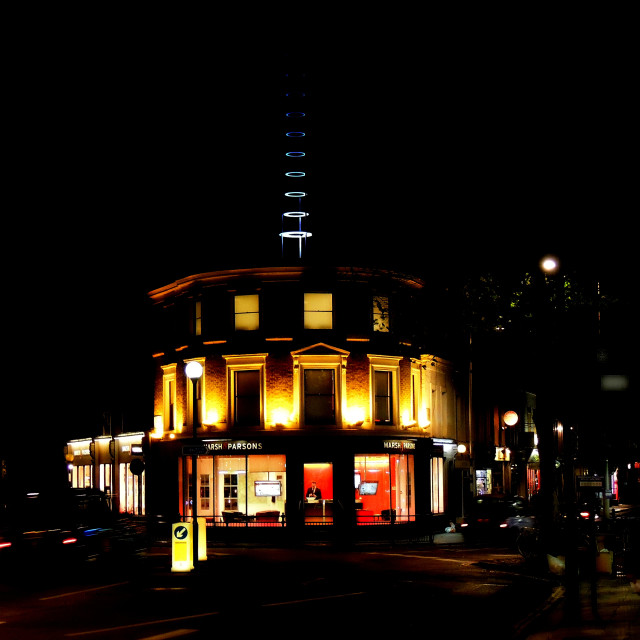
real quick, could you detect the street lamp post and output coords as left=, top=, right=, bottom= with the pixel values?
left=185, top=361, right=203, bottom=565
left=457, top=444, right=467, bottom=520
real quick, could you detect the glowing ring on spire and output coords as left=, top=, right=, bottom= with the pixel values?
left=283, top=212, right=309, bottom=218
left=286, top=151, right=305, bottom=157
left=286, top=112, right=306, bottom=117
left=286, top=132, right=305, bottom=137
left=285, top=191, right=306, bottom=197
left=280, top=231, right=312, bottom=238
left=285, top=172, right=306, bottom=177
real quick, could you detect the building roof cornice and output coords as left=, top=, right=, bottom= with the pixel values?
left=148, top=265, right=424, bottom=303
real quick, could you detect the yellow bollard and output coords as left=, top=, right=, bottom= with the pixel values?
left=171, top=522, right=193, bottom=572
left=197, top=517, right=207, bottom=562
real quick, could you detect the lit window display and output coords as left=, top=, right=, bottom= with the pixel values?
left=180, top=454, right=286, bottom=525
left=431, top=457, right=444, bottom=514
left=304, top=462, right=333, bottom=524
left=99, top=463, right=112, bottom=494
left=354, top=454, right=415, bottom=524
left=119, top=462, right=145, bottom=515
left=71, top=464, right=93, bottom=489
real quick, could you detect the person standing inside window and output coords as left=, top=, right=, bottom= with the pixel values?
left=306, top=481, right=322, bottom=500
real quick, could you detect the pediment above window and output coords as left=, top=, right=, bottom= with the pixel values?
left=291, top=343, right=350, bottom=357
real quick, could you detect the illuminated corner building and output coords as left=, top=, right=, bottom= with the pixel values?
left=145, top=265, right=469, bottom=541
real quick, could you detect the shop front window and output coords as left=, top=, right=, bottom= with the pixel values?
left=303, top=463, right=333, bottom=524
left=354, top=454, right=414, bottom=524
left=119, top=462, right=145, bottom=515
left=476, top=469, right=492, bottom=495
left=431, top=457, right=444, bottom=514
left=181, top=454, right=286, bottom=525
left=99, top=463, right=112, bottom=494
left=71, top=464, right=94, bottom=489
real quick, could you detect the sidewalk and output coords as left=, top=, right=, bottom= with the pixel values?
left=521, top=574, right=640, bottom=639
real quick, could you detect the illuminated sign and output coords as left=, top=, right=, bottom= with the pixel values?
left=578, top=476, right=603, bottom=488
left=183, top=441, right=264, bottom=455
left=495, top=447, right=511, bottom=461
left=383, top=440, right=416, bottom=451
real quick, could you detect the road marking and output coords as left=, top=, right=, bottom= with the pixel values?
left=139, top=630, right=197, bottom=640
left=66, top=592, right=365, bottom=636
left=40, top=582, right=129, bottom=601
left=367, top=551, right=473, bottom=565
left=66, top=612, right=221, bottom=636
left=262, top=591, right=366, bottom=607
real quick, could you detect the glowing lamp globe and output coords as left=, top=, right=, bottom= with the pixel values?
left=185, top=361, right=203, bottom=380
left=503, top=410, right=519, bottom=427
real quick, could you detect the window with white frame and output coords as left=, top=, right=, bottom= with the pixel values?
left=304, top=369, right=336, bottom=425
left=235, top=294, right=260, bottom=330
left=233, top=369, right=261, bottom=427
left=369, top=355, right=401, bottom=427
left=292, top=349, right=348, bottom=428
left=304, top=293, right=333, bottom=329
left=162, top=364, right=177, bottom=431
left=374, top=370, right=393, bottom=425
left=225, top=355, right=266, bottom=428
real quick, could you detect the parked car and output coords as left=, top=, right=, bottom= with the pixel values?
left=460, top=495, right=536, bottom=543
left=6, top=487, right=145, bottom=566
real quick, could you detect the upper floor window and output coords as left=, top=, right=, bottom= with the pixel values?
left=224, top=355, right=266, bottom=428
left=369, top=355, right=401, bottom=427
left=372, top=295, right=389, bottom=332
left=192, top=300, right=202, bottom=336
left=303, top=369, right=336, bottom=425
left=304, top=293, right=332, bottom=329
left=292, top=345, right=348, bottom=428
left=374, top=370, right=393, bottom=425
left=233, top=369, right=261, bottom=427
left=235, top=294, right=260, bottom=331
left=162, top=364, right=177, bottom=431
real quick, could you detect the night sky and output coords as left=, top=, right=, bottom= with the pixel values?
left=4, top=19, right=635, bottom=486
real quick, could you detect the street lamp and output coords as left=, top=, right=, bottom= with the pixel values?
left=456, top=444, right=467, bottom=520
left=540, top=255, right=559, bottom=274
left=185, top=361, right=203, bottom=564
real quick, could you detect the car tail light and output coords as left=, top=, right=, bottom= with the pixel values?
left=579, top=511, right=590, bottom=519
left=499, top=522, right=508, bottom=528
left=0, top=542, right=11, bottom=549
left=62, top=537, right=78, bottom=545
left=460, top=522, right=468, bottom=528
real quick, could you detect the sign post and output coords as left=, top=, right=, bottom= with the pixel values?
left=171, top=522, right=193, bottom=572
